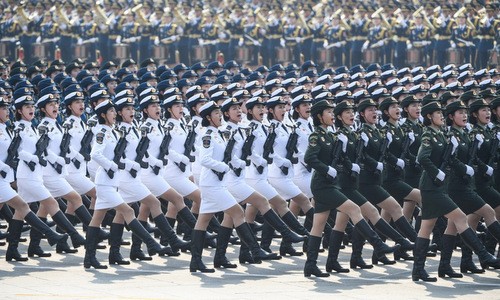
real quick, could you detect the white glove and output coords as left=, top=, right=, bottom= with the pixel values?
left=280, top=38, right=285, bottom=48
left=386, top=132, right=393, bottom=146
left=407, top=43, right=412, bottom=50
left=238, top=39, right=243, bottom=47
left=116, top=36, right=122, bottom=44
left=475, top=134, right=484, bottom=149
left=376, top=162, right=384, bottom=172
left=351, top=163, right=361, bottom=174
left=296, top=37, right=303, bottom=43
left=149, top=156, right=163, bottom=168
left=125, top=160, right=140, bottom=172
left=253, top=40, right=260, bottom=46
left=450, top=42, right=456, bottom=48
left=436, top=170, right=446, bottom=182
left=36, top=36, right=41, bottom=43
left=0, top=164, right=9, bottom=174
left=323, top=40, right=328, bottom=48
left=74, top=152, right=84, bottom=163
left=327, top=166, right=337, bottom=178
left=333, top=42, right=341, bottom=48
left=231, top=157, right=246, bottom=169
left=55, top=156, right=66, bottom=166
left=465, top=164, right=474, bottom=177
left=408, top=132, right=415, bottom=145
left=218, top=32, right=227, bottom=40
left=486, top=166, right=494, bottom=176
left=19, top=150, right=38, bottom=164
left=396, top=158, right=405, bottom=169
left=45, top=152, right=59, bottom=164
left=338, top=133, right=348, bottom=153
left=109, top=162, right=119, bottom=172
left=154, top=37, right=159, bottom=46
left=180, top=155, right=190, bottom=165
left=361, top=132, right=369, bottom=147
left=362, top=43, right=368, bottom=52
left=171, top=35, right=178, bottom=41
left=450, top=136, right=459, bottom=155
left=77, top=38, right=83, bottom=45
left=497, top=132, right=500, bottom=141
left=222, top=164, right=231, bottom=173
left=282, top=159, right=293, bottom=168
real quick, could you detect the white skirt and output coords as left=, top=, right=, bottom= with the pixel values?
left=226, top=179, right=255, bottom=203
left=0, top=180, right=17, bottom=203
left=119, top=180, right=152, bottom=204
left=65, top=173, right=95, bottom=195
left=268, top=176, right=302, bottom=200
left=200, top=185, right=238, bottom=214
left=18, top=179, right=52, bottom=203
left=165, top=175, right=198, bottom=197
left=43, top=176, right=74, bottom=198
left=140, top=170, right=171, bottom=197
left=245, top=178, right=279, bottom=201
left=95, top=185, right=124, bottom=210
left=293, top=172, right=313, bottom=198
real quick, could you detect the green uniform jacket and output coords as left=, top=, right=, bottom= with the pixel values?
left=417, top=126, right=449, bottom=191
left=358, top=123, right=384, bottom=185
left=447, top=126, right=475, bottom=191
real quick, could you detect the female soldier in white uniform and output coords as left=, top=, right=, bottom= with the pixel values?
left=0, top=96, right=67, bottom=261
left=190, top=101, right=279, bottom=273
left=84, top=100, right=169, bottom=269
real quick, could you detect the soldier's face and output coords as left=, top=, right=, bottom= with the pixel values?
left=320, top=108, right=334, bottom=126
left=338, top=109, right=355, bottom=126
left=270, top=104, right=286, bottom=121
left=168, top=103, right=184, bottom=120
left=406, top=102, right=421, bottom=120
left=296, top=102, right=311, bottom=119
left=103, top=107, right=117, bottom=125
left=250, top=104, right=265, bottom=122
left=208, top=109, right=222, bottom=127
left=475, top=107, right=491, bottom=125
left=0, top=106, right=8, bottom=123
left=361, top=106, right=378, bottom=125
left=226, top=104, right=242, bottom=123
left=20, top=104, right=35, bottom=121
left=43, top=101, right=59, bottom=119
left=146, top=103, right=161, bottom=120
left=69, top=99, right=85, bottom=117
left=430, top=111, right=444, bottom=126
left=450, top=109, right=468, bottom=127
left=119, top=106, right=135, bottom=123
left=386, top=103, right=401, bottom=121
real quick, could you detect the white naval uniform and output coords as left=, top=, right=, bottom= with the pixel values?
left=188, top=115, right=204, bottom=185
left=116, top=122, right=151, bottom=204
left=224, top=121, right=255, bottom=202
left=245, top=120, right=279, bottom=200
left=87, top=115, right=102, bottom=181
left=139, top=117, right=172, bottom=197
left=163, top=118, right=198, bottom=196
left=292, top=117, right=313, bottom=198
left=0, top=123, right=17, bottom=202
left=199, top=126, right=237, bottom=214
left=38, top=118, right=74, bottom=198
left=15, top=120, right=52, bottom=203
left=267, top=120, right=302, bottom=200
left=63, top=115, right=95, bottom=195
left=90, top=125, right=126, bottom=210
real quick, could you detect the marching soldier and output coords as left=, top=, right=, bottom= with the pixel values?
left=77, top=12, right=99, bottom=62
left=226, top=4, right=245, bottom=63
left=37, top=12, right=60, bottom=61
left=433, top=5, right=454, bottom=67
left=283, top=13, right=302, bottom=66
left=264, top=6, right=284, bottom=66
left=325, top=12, right=348, bottom=68
left=118, top=10, right=140, bottom=62
left=391, top=6, right=411, bottom=68
left=349, top=6, right=370, bottom=66
left=409, top=12, right=433, bottom=67
left=309, top=13, right=329, bottom=68
left=243, top=12, right=263, bottom=66
left=56, top=1, right=76, bottom=64
left=476, top=4, right=500, bottom=69
left=201, top=10, right=220, bottom=64
left=451, top=10, right=475, bottom=64
left=363, top=11, right=390, bottom=65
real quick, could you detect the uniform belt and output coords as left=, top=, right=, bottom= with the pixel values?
left=232, top=34, right=243, bottom=38
left=313, top=38, right=324, bottom=42
left=481, top=36, right=494, bottom=40
left=436, top=36, right=451, bottom=40
left=351, top=36, right=366, bottom=41
left=302, top=35, right=312, bottom=39
left=397, top=37, right=408, bottom=42
left=109, top=35, right=118, bottom=39
left=269, top=34, right=281, bottom=39
left=189, top=34, right=201, bottom=38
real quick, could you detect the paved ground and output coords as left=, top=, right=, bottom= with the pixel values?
left=1, top=229, right=499, bottom=300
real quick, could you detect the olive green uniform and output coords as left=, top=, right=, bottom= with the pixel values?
left=357, top=123, right=391, bottom=204
left=417, top=126, right=458, bottom=220
left=304, top=126, right=348, bottom=213
left=401, top=118, right=424, bottom=188
left=447, top=126, right=489, bottom=215
left=383, top=121, right=413, bottom=205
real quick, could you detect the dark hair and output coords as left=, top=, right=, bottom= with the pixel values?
left=468, top=111, right=478, bottom=125
left=246, top=110, right=254, bottom=121
left=423, top=115, right=431, bottom=126
left=267, top=107, right=275, bottom=121
left=201, top=114, right=211, bottom=127
left=312, top=112, right=322, bottom=127
left=381, top=109, right=390, bottom=122
left=334, top=115, right=343, bottom=128
left=223, top=110, right=230, bottom=121
left=97, top=114, right=106, bottom=124
left=164, top=107, right=173, bottom=119
left=292, top=109, right=299, bottom=120
left=401, top=107, right=408, bottom=118
left=358, top=112, right=367, bottom=123
left=65, top=104, right=73, bottom=116
left=445, top=112, right=454, bottom=127
left=492, top=113, right=499, bottom=124
left=189, top=105, right=198, bottom=117
left=15, top=109, right=22, bottom=121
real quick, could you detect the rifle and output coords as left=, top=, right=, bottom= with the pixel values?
left=213, top=130, right=234, bottom=180
left=26, top=125, right=49, bottom=171
left=106, top=126, right=128, bottom=179
left=78, top=118, right=97, bottom=168
left=257, top=123, right=276, bottom=174
left=1, top=124, right=24, bottom=178
left=351, top=138, right=364, bottom=180
left=375, top=132, right=390, bottom=175
left=327, top=135, right=343, bottom=180
left=487, top=135, right=499, bottom=168
left=464, top=135, right=480, bottom=181
left=179, top=120, right=198, bottom=172
left=131, top=126, right=150, bottom=178
left=55, top=119, right=75, bottom=174
left=240, top=123, right=257, bottom=166
left=153, top=123, right=173, bottom=175
left=433, top=139, right=453, bottom=186
left=281, top=125, right=299, bottom=175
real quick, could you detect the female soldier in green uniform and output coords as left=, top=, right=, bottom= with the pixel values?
left=445, top=100, right=500, bottom=275
left=413, top=102, right=500, bottom=282
left=326, top=101, right=413, bottom=273
left=303, top=100, right=399, bottom=278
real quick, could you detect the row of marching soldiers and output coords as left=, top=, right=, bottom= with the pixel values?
left=0, top=56, right=500, bottom=280
left=2, top=1, right=500, bottom=68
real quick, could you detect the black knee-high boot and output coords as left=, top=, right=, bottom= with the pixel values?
left=190, top=229, right=215, bottom=273
left=262, top=210, right=305, bottom=243
left=83, top=226, right=107, bottom=269
left=326, top=230, right=349, bottom=273
left=52, top=211, right=85, bottom=248
left=374, top=218, right=414, bottom=251
left=460, top=228, right=500, bottom=269
left=236, top=222, right=281, bottom=263
left=6, top=219, right=28, bottom=262
left=75, top=205, right=109, bottom=241
left=460, top=243, right=484, bottom=274
left=127, top=219, right=169, bottom=256
left=25, top=212, right=67, bottom=257
left=303, top=235, right=330, bottom=277
left=412, top=237, right=437, bottom=282
left=213, top=226, right=237, bottom=268
left=438, top=234, right=462, bottom=278
left=108, top=223, right=130, bottom=265
left=355, top=219, right=399, bottom=259
left=153, top=214, right=190, bottom=253
left=259, top=221, right=275, bottom=253
left=350, top=228, right=373, bottom=269
left=129, top=230, right=152, bottom=261
left=239, top=223, right=255, bottom=264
